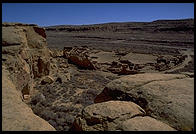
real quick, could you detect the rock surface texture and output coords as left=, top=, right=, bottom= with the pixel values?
left=70, top=101, right=176, bottom=131
left=94, top=73, right=194, bottom=131
left=2, top=23, right=50, bottom=95
left=64, top=47, right=96, bottom=70
left=2, top=67, right=55, bottom=131
left=121, top=116, right=176, bottom=131
left=2, top=23, right=55, bottom=131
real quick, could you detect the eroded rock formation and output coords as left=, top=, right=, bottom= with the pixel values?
left=70, top=101, right=176, bottom=131
left=63, top=47, right=96, bottom=70
left=94, top=73, right=194, bottom=131
left=2, top=23, right=51, bottom=96
left=2, top=23, right=55, bottom=131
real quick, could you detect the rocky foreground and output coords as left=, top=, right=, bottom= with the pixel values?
left=2, top=21, right=194, bottom=131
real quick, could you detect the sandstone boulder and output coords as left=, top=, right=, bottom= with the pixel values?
left=64, top=47, right=96, bottom=70
left=70, top=101, right=145, bottom=131
left=33, top=57, right=50, bottom=78
left=121, top=116, right=176, bottom=131
left=70, top=100, right=176, bottom=131
left=94, top=73, right=194, bottom=131
left=41, top=76, right=54, bottom=85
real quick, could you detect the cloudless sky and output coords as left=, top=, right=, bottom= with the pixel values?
left=2, top=3, right=194, bottom=26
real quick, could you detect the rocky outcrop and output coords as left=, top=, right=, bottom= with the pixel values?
left=33, top=27, right=47, bottom=38
left=2, top=23, right=50, bottom=95
left=94, top=73, right=194, bottom=131
left=121, top=116, right=176, bottom=131
left=41, top=76, right=54, bottom=85
left=2, top=23, right=55, bottom=131
left=63, top=47, right=96, bottom=70
left=33, top=57, right=50, bottom=78
left=70, top=101, right=176, bottom=131
left=2, top=67, right=55, bottom=131
left=2, top=23, right=51, bottom=95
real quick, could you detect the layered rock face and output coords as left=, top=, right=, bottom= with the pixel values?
left=2, top=23, right=50, bottom=96
left=2, top=23, right=55, bottom=131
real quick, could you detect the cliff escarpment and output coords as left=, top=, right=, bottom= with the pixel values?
left=2, top=23, right=55, bottom=131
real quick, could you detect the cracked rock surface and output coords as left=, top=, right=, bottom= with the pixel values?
left=70, top=101, right=176, bottom=131
left=94, top=73, right=194, bottom=131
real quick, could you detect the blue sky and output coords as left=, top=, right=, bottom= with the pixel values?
left=2, top=3, right=194, bottom=26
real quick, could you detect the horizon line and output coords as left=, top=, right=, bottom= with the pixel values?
left=2, top=17, right=194, bottom=27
